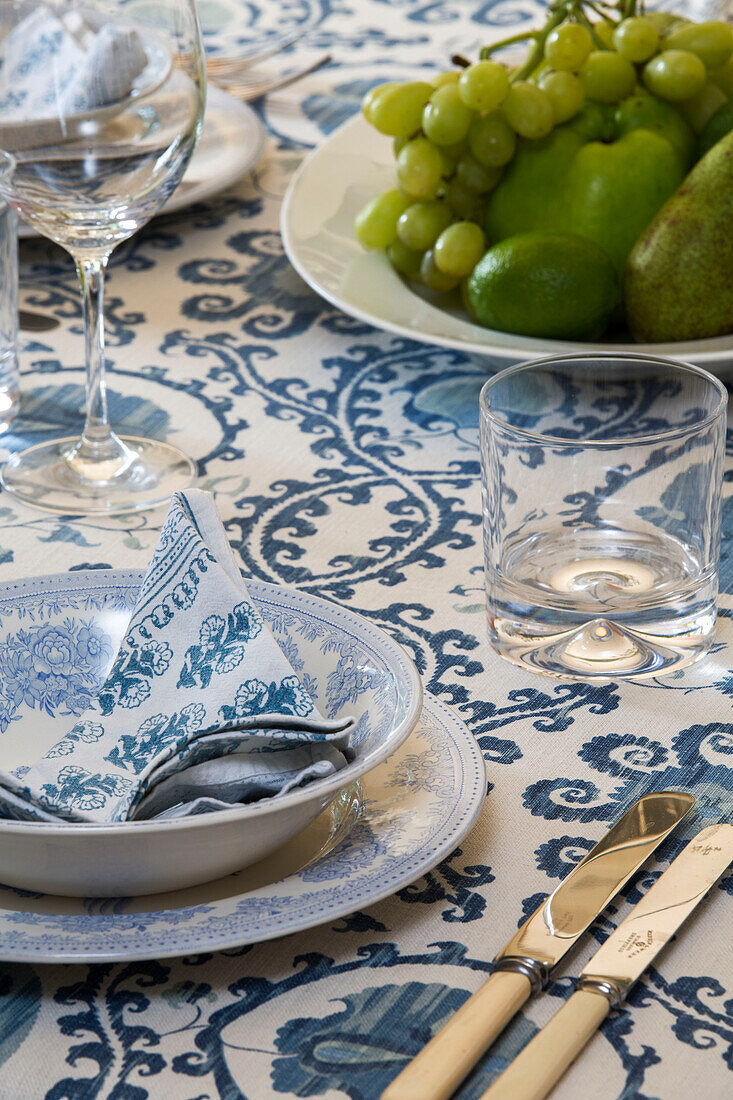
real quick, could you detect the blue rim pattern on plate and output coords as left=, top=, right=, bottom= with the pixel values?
left=0, top=692, right=485, bottom=962
left=0, top=569, right=484, bottom=960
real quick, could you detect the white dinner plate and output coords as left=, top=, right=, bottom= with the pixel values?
left=0, top=569, right=423, bottom=898
left=0, top=691, right=485, bottom=963
left=281, top=112, right=733, bottom=371
left=18, top=86, right=265, bottom=239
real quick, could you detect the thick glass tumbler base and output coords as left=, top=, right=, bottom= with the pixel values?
left=0, top=436, right=196, bottom=515
left=489, top=611, right=716, bottom=682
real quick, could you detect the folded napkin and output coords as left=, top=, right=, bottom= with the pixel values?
left=0, top=6, right=149, bottom=121
left=0, top=491, right=355, bottom=824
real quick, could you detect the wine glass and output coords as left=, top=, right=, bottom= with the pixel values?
left=0, top=0, right=205, bottom=514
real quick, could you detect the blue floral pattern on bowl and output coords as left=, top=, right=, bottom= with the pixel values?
left=0, top=618, right=114, bottom=731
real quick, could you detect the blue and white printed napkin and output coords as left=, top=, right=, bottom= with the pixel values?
left=0, top=6, right=149, bottom=121
left=0, top=491, right=355, bottom=823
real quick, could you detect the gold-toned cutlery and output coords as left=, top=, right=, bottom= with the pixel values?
left=482, top=822, right=733, bottom=1100
left=382, top=790, right=695, bottom=1100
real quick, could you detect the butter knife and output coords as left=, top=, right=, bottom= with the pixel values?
left=382, top=790, right=695, bottom=1100
left=482, top=821, right=733, bottom=1100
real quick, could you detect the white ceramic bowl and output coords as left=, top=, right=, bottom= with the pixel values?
left=0, top=571, right=422, bottom=896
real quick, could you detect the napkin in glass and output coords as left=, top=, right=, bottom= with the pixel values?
left=0, top=490, right=355, bottom=824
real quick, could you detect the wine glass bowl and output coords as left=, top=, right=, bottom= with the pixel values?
left=0, top=0, right=205, bottom=514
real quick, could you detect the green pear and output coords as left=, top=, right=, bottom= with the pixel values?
left=624, top=128, right=733, bottom=342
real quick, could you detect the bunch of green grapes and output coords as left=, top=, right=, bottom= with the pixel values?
left=354, top=7, right=733, bottom=295
left=355, top=64, right=519, bottom=290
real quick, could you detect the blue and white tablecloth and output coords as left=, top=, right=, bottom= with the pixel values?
left=5, top=1, right=733, bottom=1097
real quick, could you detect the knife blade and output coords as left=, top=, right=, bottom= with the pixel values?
left=482, top=822, right=733, bottom=1100
left=381, top=789, right=695, bottom=1100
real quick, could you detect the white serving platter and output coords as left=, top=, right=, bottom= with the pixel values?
left=281, top=112, right=733, bottom=372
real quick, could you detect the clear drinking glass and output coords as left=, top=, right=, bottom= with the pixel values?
left=480, top=354, right=727, bottom=681
left=0, top=0, right=205, bottom=514
left=0, top=201, right=19, bottom=431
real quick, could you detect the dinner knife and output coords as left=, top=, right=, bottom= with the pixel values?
left=381, top=790, right=695, bottom=1100
left=481, top=821, right=733, bottom=1100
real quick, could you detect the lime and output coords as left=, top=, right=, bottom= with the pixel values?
left=467, top=232, right=619, bottom=339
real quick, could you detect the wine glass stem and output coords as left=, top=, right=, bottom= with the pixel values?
left=80, top=256, right=111, bottom=447
left=66, top=256, right=136, bottom=480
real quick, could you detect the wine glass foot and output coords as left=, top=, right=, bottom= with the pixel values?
left=0, top=436, right=197, bottom=515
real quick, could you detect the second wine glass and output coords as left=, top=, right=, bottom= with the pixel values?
left=0, top=0, right=206, bottom=514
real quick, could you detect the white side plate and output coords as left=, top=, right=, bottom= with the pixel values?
left=18, top=87, right=265, bottom=238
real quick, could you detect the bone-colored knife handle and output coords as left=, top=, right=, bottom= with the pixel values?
left=382, top=970, right=532, bottom=1100
left=479, top=989, right=611, bottom=1100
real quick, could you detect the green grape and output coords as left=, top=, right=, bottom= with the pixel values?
left=537, top=70, right=585, bottom=123
left=460, top=275, right=477, bottom=319
left=393, top=135, right=409, bottom=158
left=433, top=70, right=460, bottom=87
left=422, top=83, right=475, bottom=145
left=457, top=60, right=510, bottom=112
left=365, top=80, right=434, bottom=137
left=362, top=82, right=398, bottom=122
left=612, top=17, right=660, bottom=62
left=440, top=137, right=469, bottom=160
left=437, top=148, right=457, bottom=177
left=593, top=20, right=616, bottom=49
left=580, top=50, right=636, bottom=103
left=503, top=82, right=554, bottom=139
left=420, top=249, right=459, bottom=291
left=645, top=11, right=682, bottom=34
left=438, top=137, right=469, bottom=178
left=665, top=21, right=733, bottom=70
left=544, top=23, right=592, bottom=71
left=455, top=152, right=502, bottom=192
left=444, top=178, right=485, bottom=222
left=388, top=238, right=423, bottom=279
left=397, top=201, right=454, bottom=251
left=680, top=79, right=727, bottom=132
left=354, top=189, right=411, bottom=249
left=396, top=137, right=444, bottom=198
left=469, top=111, right=516, bottom=167
left=434, top=221, right=486, bottom=278
left=643, top=49, right=707, bottom=102
left=710, top=56, right=733, bottom=96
